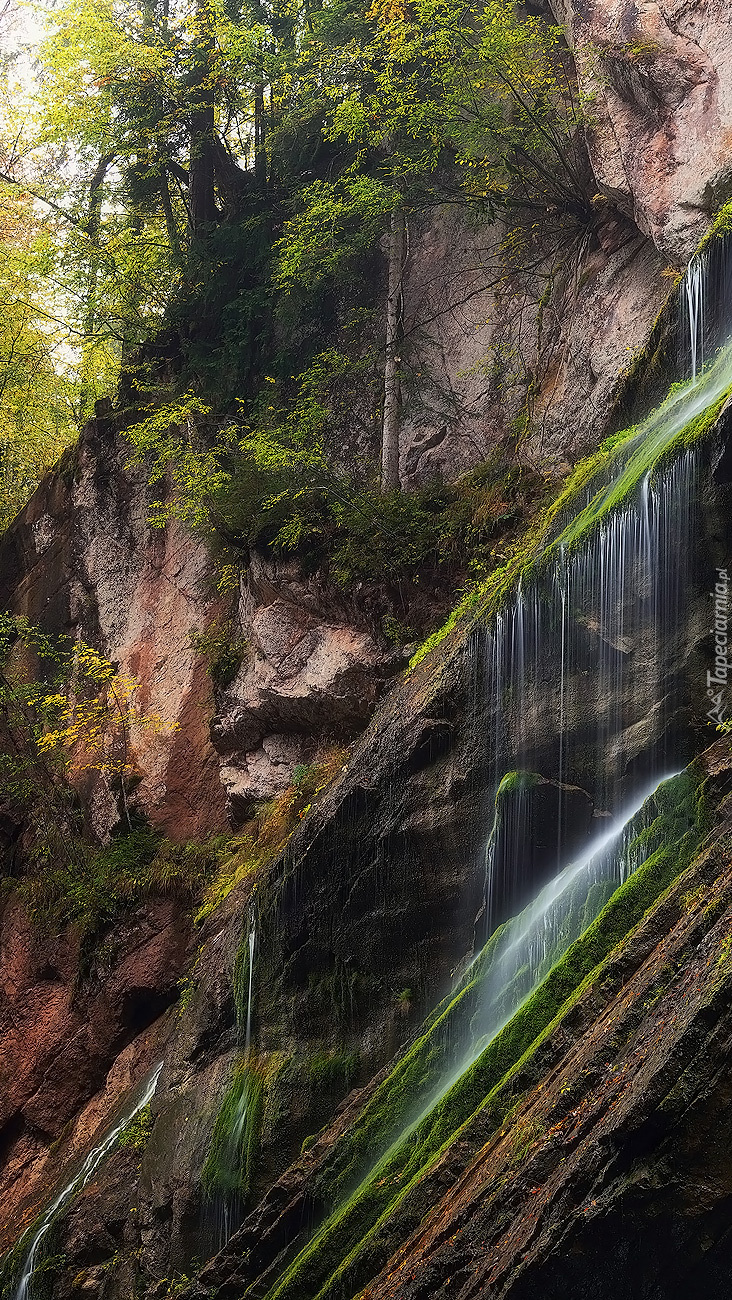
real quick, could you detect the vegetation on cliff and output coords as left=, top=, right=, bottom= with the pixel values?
left=0, top=0, right=588, bottom=535
left=3, top=0, right=732, bottom=1296
left=246, top=766, right=711, bottom=1300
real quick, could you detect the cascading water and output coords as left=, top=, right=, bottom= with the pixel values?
left=262, top=248, right=732, bottom=1300
left=469, top=771, right=680, bottom=1055
left=468, top=249, right=732, bottom=1099
left=205, top=908, right=257, bottom=1251
left=244, top=912, right=256, bottom=1057
left=682, top=251, right=707, bottom=382
left=10, top=1063, right=163, bottom=1300
left=259, top=768, right=703, bottom=1300
left=477, top=445, right=697, bottom=935
left=473, top=257, right=732, bottom=932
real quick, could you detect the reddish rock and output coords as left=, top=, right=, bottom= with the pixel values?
left=0, top=893, right=189, bottom=1242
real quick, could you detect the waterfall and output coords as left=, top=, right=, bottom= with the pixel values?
left=11, top=1063, right=163, bottom=1300
left=393, top=768, right=690, bottom=1168
left=477, top=447, right=697, bottom=934
left=245, top=913, right=256, bottom=1058
left=200, top=248, right=732, bottom=1300
left=204, top=909, right=257, bottom=1252
left=470, top=279, right=732, bottom=931
left=682, top=252, right=707, bottom=382
left=469, top=772, right=679, bottom=1056
left=262, top=769, right=698, bottom=1300
left=469, top=249, right=730, bottom=1092
left=340, top=247, right=729, bottom=1210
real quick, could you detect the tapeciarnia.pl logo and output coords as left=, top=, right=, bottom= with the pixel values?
left=707, top=567, right=730, bottom=727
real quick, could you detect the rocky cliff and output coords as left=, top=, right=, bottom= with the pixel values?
left=2, top=2, right=732, bottom=1298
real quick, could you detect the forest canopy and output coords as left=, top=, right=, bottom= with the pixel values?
left=0, top=0, right=586, bottom=532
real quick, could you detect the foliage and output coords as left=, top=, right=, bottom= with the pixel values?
left=195, top=746, right=348, bottom=925
left=0, top=0, right=595, bottom=524
left=118, top=1103, right=154, bottom=1154
left=274, top=0, right=585, bottom=284
left=122, top=378, right=547, bottom=601
left=36, top=642, right=171, bottom=780
left=190, top=620, right=248, bottom=690
left=0, top=613, right=177, bottom=844
left=13, top=827, right=221, bottom=947
left=0, top=612, right=222, bottom=949
left=0, top=182, right=76, bottom=530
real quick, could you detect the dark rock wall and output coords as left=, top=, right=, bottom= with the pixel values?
left=3, top=4, right=732, bottom=1289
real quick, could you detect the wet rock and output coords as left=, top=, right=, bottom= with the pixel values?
left=0, top=895, right=187, bottom=1243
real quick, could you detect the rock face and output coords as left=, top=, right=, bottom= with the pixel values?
left=0, top=414, right=227, bottom=842
left=0, top=415, right=409, bottom=836
left=330, top=754, right=732, bottom=1300
left=158, top=741, right=732, bottom=1300
left=399, top=197, right=668, bottom=479
left=7, top=410, right=727, bottom=1297
left=398, top=0, right=732, bottom=480
left=212, top=554, right=405, bottom=820
left=0, top=893, right=182, bottom=1251
left=2, top=2, right=732, bottom=1293
left=555, top=0, right=732, bottom=262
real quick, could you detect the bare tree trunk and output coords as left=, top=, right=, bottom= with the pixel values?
left=79, top=152, right=113, bottom=420
left=381, top=206, right=405, bottom=492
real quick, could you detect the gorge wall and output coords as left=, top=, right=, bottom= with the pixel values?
left=3, top=1, right=732, bottom=1298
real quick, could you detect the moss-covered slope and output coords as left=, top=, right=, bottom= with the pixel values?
left=173, top=741, right=731, bottom=1300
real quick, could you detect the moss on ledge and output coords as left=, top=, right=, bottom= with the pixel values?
left=410, top=349, right=732, bottom=672
left=261, top=767, right=710, bottom=1300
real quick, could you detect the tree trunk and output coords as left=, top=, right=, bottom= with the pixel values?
left=79, top=152, right=113, bottom=420
left=254, top=70, right=267, bottom=190
left=159, top=166, right=183, bottom=262
left=381, top=206, right=405, bottom=492
left=189, top=0, right=217, bottom=235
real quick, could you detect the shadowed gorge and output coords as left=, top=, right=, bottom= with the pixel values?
left=2, top=1, right=732, bottom=1298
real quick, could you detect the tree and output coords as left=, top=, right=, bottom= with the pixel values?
left=272, top=0, right=586, bottom=489
left=0, top=0, right=589, bottom=530
left=0, top=180, right=76, bottom=528
left=0, top=615, right=177, bottom=845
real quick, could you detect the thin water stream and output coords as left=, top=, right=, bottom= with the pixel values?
left=11, top=1063, right=163, bottom=1300
left=206, top=909, right=257, bottom=1252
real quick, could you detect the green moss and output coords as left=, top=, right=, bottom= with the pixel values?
left=410, top=342, right=732, bottom=672
left=262, top=768, right=708, bottom=1300
left=554, top=374, right=732, bottom=553
left=201, top=1060, right=265, bottom=1203
left=698, top=200, right=732, bottom=253
left=117, top=1103, right=153, bottom=1154
left=409, top=587, right=481, bottom=669
left=306, top=1051, right=360, bottom=1091
left=497, top=769, right=541, bottom=795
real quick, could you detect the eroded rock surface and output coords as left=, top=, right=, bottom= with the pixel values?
left=556, top=0, right=732, bottom=262
left=0, top=415, right=226, bottom=842
left=212, top=554, right=405, bottom=818
left=0, top=894, right=183, bottom=1250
